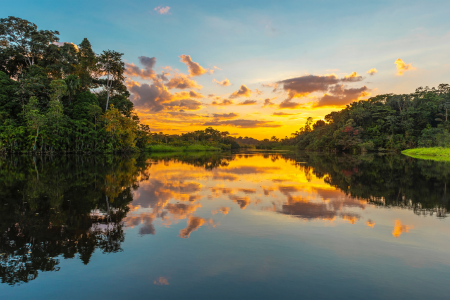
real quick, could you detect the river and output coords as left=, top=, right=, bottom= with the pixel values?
left=1, top=151, right=449, bottom=299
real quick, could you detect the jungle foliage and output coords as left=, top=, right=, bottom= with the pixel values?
left=290, top=85, right=450, bottom=152
left=0, top=16, right=153, bottom=153
left=0, top=17, right=240, bottom=153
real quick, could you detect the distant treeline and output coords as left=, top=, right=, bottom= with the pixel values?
left=292, top=85, right=450, bottom=152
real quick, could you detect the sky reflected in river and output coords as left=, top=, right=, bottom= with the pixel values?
left=1, top=152, right=450, bottom=299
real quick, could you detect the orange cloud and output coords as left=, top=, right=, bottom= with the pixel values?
left=238, top=100, right=257, bottom=105
left=166, top=73, right=202, bottom=90
left=263, top=98, right=276, bottom=107
left=127, top=79, right=171, bottom=112
left=367, top=68, right=378, bottom=76
left=278, top=74, right=365, bottom=101
left=229, top=85, right=251, bottom=98
left=163, top=99, right=202, bottom=111
left=212, top=113, right=239, bottom=119
left=315, top=85, right=369, bottom=108
left=179, top=216, right=214, bottom=238
left=342, top=72, right=363, bottom=82
left=125, top=56, right=157, bottom=79
left=261, top=82, right=278, bottom=92
left=172, top=90, right=204, bottom=99
left=272, top=112, right=298, bottom=117
left=213, top=78, right=231, bottom=86
left=279, top=99, right=303, bottom=109
left=180, top=54, right=208, bottom=77
left=278, top=74, right=339, bottom=99
left=211, top=99, right=234, bottom=106
left=203, top=119, right=282, bottom=128
left=395, top=59, right=416, bottom=75
left=392, top=220, right=412, bottom=237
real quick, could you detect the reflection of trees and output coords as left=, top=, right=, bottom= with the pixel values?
left=277, top=152, right=450, bottom=217
left=0, top=154, right=151, bottom=285
left=149, top=152, right=234, bottom=170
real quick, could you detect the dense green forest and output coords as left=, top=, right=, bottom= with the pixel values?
left=0, top=16, right=240, bottom=153
left=291, top=85, right=450, bottom=152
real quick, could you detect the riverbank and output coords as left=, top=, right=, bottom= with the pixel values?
left=402, top=147, right=450, bottom=162
left=146, top=144, right=221, bottom=152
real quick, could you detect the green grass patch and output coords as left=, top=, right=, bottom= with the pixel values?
left=147, top=144, right=221, bottom=152
left=402, top=147, right=450, bottom=161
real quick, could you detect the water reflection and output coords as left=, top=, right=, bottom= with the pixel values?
left=1, top=151, right=449, bottom=287
left=0, top=155, right=150, bottom=285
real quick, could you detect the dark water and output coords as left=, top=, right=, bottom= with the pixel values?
left=1, top=151, right=450, bottom=299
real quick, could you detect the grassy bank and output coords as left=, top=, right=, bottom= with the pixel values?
left=147, top=144, right=221, bottom=152
left=402, top=147, right=450, bottom=162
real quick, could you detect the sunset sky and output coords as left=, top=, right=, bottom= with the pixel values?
left=5, top=0, right=450, bottom=138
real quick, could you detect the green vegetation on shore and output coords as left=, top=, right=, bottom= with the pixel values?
left=402, top=147, right=450, bottom=161
left=0, top=17, right=240, bottom=154
left=147, top=144, right=221, bottom=152
left=289, top=85, right=450, bottom=152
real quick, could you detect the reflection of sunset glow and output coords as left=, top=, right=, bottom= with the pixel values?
left=125, top=153, right=387, bottom=238
left=212, top=207, right=231, bottom=215
left=179, top=216, right=215, bottom=238
left=392, top=220, right=412, bottom=238
left=341, top=214, right=359, bottom=224
left=366, top=220, right=375, bottom=228
left=153, top=277, right=169, bottom=285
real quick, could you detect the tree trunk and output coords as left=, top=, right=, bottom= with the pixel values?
left=105, top=62, right=111, bottom=110
left=33, top=126, right=39, bottom=151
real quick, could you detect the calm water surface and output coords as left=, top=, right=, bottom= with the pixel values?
left=1, top=151, right=450, bottom=299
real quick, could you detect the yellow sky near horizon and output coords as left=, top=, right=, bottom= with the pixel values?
left=127, top=56, right=417, bottom=139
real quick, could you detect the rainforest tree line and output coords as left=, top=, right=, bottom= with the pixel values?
left=291, top=84, right=450, bottom=152
left=0, top=16, right=153, bottom=153
left=0, top=16, right=244, bottom=153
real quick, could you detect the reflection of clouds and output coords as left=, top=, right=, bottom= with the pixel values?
left=392, top=220, right=412, bottom=237
left=179, top=216, right=215, bottom=238
left=281, top=200, right=337, bottom=221
left=366, top=219, right=375, bottom=228
left=274, top=184, right=364, bottom=223
left=164, top=203, right=202, bottom=224
left=229, top=195, right=251, bottom=209
left=216, top=166, right=280, bottom=175
left=126, top=154, right=376, bottom=239
left=139, top=222, right=156, bottom=235
left=212, top=173, right=239, bottom=181
left=133, top=178, right=202, bottom=209
left=212, top=206, right=231, bottom=215
left=153, top=277, right=169, bottom=285
left=278, top=185, right=301, bottom=194
left=238, top=188, right=256, bottom=194
left=340, top=213, right=360, bottom=224
left=211, top=187, right=234, bottom=196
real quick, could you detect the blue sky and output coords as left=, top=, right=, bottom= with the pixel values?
left=4, top=0, right=450, bottom=137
